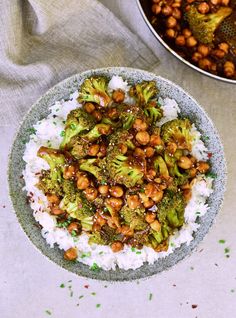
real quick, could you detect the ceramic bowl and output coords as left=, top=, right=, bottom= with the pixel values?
left=8, top=67, right=226, bottom=281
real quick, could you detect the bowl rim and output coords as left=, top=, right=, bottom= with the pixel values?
left=136, top=0, right=236, bottom=85
left=7, top=66, right=227, bottom=281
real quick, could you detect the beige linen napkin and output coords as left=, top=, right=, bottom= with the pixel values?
left=0, top=0, right=159, bottom=126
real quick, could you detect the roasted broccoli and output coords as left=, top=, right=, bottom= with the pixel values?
left=157, top=191, right=185, bottom=228
left=37, top=170, right=64, bottom=196
left=79, top=158, right=107, bottom=181
left=186, top=6, right=232, bottom=44
left=77, top=76, right=111, bottom=107
left=154, top=155, right=169, bottom=177
left=144, top=103, right=163, bottom=124
left=84, top=123, right=111, bottom=141
left=118, top=104, right=144, bottom=130
left=60, top=109, right=95, bottom=149
left=161, top=118, right=192, bottom=151
left=37, top=146, right=65, bottom=182
left=89, top=224, right=118, bottom=245
left=120, top=205, right=147, bottom=231
left=130, top=81, right=158, bottom=105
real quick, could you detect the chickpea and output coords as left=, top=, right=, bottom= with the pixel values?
left=180, top=182, right=190, bottom=190
left=127, top=195, right=141, bottom=209
left=166, top=142, right=177, bottom=154
left=92, top=223, right=101, bottom=232
left=118, top=143, right=128, bottom=155
left=133, top=147, right=146, bottom=158
left=145, top=182, right=156, bottom=197
left=67, top=222, right=81, bottom=235
left=210, top=0, right=220, bottom=4
left=77, top=174, right=90, bottom=190
left=97, top=144, right=107, bottom=157
left=110, top=186, right=124, bottom=198
left=172, top=1, right=181, bottom=7
left=197, top=161, right=210, bottom=173
left=166, top=16, right=177, bottom=28
left=175, top=35, right=186, bottom=46
left=152, top=0, right=160, bottom=3
left=112, top=89, right=125, bottom=103
left=106, top=197, right=123, bottom=211
left=91, top=110, right=102, bottom=122
left=178, top=156, right=192, bottom=169
left=224, top=61, right=235, bottom=78
left=145, top=211, right=156, bottom=223
left=172, top=8, right=182, bottom=19
left=149, top=134, right=162, bottom=146
left=98, top=184, right=109, bottom=195
left=189, top=167, right=197, bottom=178
left=107, top=107, right=119, bottom=120
left=83, top=102, right=95, bottom=113
left=219, top=42, right=229, bottom=54
left=198, top=58, right=212, bottom=70
left=152, top=4, right=161, bottom=15
left=162, top=5, right=173, bottom=16
left=63, top=165, right=76, bottom=179
left=221, top=0, right=230, bottom=5
left=186, top=36, right=197, bottom=47
left=182, top=28, right=192, bottom=38
left=118, top=225, right=134, bottom=237
left=183, top=189, right=192, bottom=202
left=83, top=187, right=98, bottom=201
left=187, top=0, right=195, bottom=3
left=47, top=194, right=60, bottom=205
left=144, top=199, right=155, bottom=208
left=87, top=144, right=100, bottom=156
left=150, top=220, right=161, bottom=232
left=133, top=118, right=148, bottom=131
left=64, top=247, right=78, bottom=261
left=212, top=49, right=225, bottom=59
left=197, top=44, right=210, bottom=57
left=98, top=124, right=111, bottom=135
left=166, top=28, right=177, bottom=39
left=135, top=131, right=150, bottom=145
left=95, top=214, right=107, bottom=226
left=151, top=190, right=164, bottom=203
left=210, top=62, right=217, bottom=72
left=144, top=146, right=155, bottom=158
left=51, top=207, right=65, bottom=215
left=111, top=241, right=124, bottom=253
left=146, top=169, right=157, bottom=181
left=198, top=2, right=210, bottom=14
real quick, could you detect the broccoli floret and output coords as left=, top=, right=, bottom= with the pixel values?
left=130, top=81, right=158, bottom=105
left=79, top=158, right=107, bottom=181
left=144, top=104, right=163, bottom=124
left=157, top=191, right=185, bottom=228
left=118, top=104, right=145, bottom=130
left=186, top=6, right=232, bottom=44
left=161, top=119, right=192, bottom=151
left=60, top=109, right=95, bottom=149
left=88, top=225, right=118, bottom=245
left=84, top=123, right=111, bottom=141
left=120, top=205, right=147, bottom=231
left=154, top=156, right=169, bottom=177
left=77, top=76, right=111, bottom=107
left=37, top=170, right=64, bottom=196
left=37, top=146, right=65, bottom=182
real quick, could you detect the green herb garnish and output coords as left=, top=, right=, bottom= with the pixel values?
left=218, top=239, right=226, bottom=244
left=45, top=310, right=52, bottom=315
left=96, top=304, right=101, bottom=308
left=60, top=130, right=65, bottom=137
left=90, top=262, right=100, bottom=271
left=149, top=293, right=153, bottom=301
left=60, top=283, right=65, bottom=288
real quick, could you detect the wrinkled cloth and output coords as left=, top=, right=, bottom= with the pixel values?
left=0, top=0, right=159, bottom=126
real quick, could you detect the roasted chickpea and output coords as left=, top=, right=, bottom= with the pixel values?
left=92, top=223, right=101, bottom=232
left=135, top=131, right=150, bottom=145
left=111, top=241, right=124, bottom=253
left=87, top=144, right=100, bottom=156
left=149, top=134, right=162, bottom=146
left=151, top=190, right=164, bottom=203
left=172, top=0, right=182, bottom=7
left=166, top=28, right=177, bottom=38
left=106, top=197, right=123, bottom=211
left=67, top=222, right=81, bottom=235
left=178, top=156, right=192, bottom=169
left=83, top=102, right=95, bottom=113
left=197, top=161, right=210, bottom=173
left=198, top=58, right=212, bottom=70
left=144, top=146, right=155, bottom=158
left=83, top=187, right=98, bottom=201
left=63, top=165, right=76, bottom=179
left=212, top=49, right=225, bottom=59
left=166, top=142, right=177, bottom=155
left=51, top=207, right=65, bottom=215
left=197, top=44, right=210, bottom=57
left=187, top=0, right=195, bottom=3
left=224, top=61, right=235, bottom=77
left=64, top=247, right=78, bottom=261
left=118, top=143, right=128, bottom=155
left=175, top=35, right=186, bottom=46
left=118, top=225, right=134, bottom=237
left=145, top=211, right=156, bottom=223
left=133, top=118, right=148, bottom=131
left=97, top=124, right=111, bottom=135
left=127, top=195, right=141, bottom=209
left=110, top=186, right=124, bottom=198
left=112, top=89, right=125, bottom=103
left=91, top=110, right=102, bottom=122
left=97, top=143, right=107, bottom=157
left=133, top=147, right=146, bottom=158
left=182, top=28, right=192, bottom=38
left=77, top=174, right=90, bottom=190
left=146, top=169, right=157, bottom=181
left=107, top=107, right=119, bottom=120
left=162, top=5, right=173, bottom=16
left=186, top=36, right=197, bottom=47
left=210, top=0, right=220, bottom=4
left=221, top=0, right=230, bottom=5
left=183, top=189, right=192, bottom=202
left=166, top=16, right=177, bottom=28
left=172, top=8, right=182, bottom=19
left=143, top=199, right=155, bottom=208
left=150, top=220, right=161, bottom=232
left=152, top=4, right=161, bottom=14
left=145, top=183, right=156, bottom=197
left=189, top=167, right=197, bottom=178
left=95, top=214, right=107, bottom=226
left=198, top=2, right=210, bottom=14
left=47, top=194, right=60, bottom=205
left=219, top=42, right=229, bottom=54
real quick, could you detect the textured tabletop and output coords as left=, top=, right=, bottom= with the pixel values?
left=1, top=1, right=236, bottom=317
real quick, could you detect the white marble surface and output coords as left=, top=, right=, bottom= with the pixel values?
left=1, top=1, right=236, bottom=317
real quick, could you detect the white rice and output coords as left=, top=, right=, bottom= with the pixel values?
left=22, top=76, right=213, bottom=271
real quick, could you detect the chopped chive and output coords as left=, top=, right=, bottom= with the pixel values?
left=81, top=252, right=91, bottom=258
left=27, top=127, right=36, bottom=134
left=206, top=172, right=217, bottom=179
left=170, top=242, right=175, bottom=247
left=62, top=120, right=66, bottom=124
left=70, top=123, right=76, bottom=130
left=136, top=251, right=142, bottom=255
left=71, top=230, right=77, bottom=237
left=99, top=251, right=103, bottom=255
left=55, top=108, right=59, bottom=112
left=45, top=310, right=52, bottom=315
left=70, top=291, right=73, bottom=297
left=79, top=295, right=84, bottom=299
left=149, top=293, right=153, bottom=301
left=224, top=248, right=230, bottom=254
left=91, top=292, right=96, bottom=296
left=96, top=304, right=101, bottom=308
left=196, top=212, right=201, bottom=215
left=60, top=283, right=65, bottom=288
left=131, top=247, right=136, bottom=252
left=90, top=262, right=100, bottom=271
left=218, top=239, right=226, bottom=244
left=53, top=121, right=57, bottom=125
left=100, top=179, right=107, bottom=185
left=60, top=130, right=65, bottom=137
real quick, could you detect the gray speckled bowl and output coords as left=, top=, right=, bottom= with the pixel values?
left=8, top=67, right=226, bottom=281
